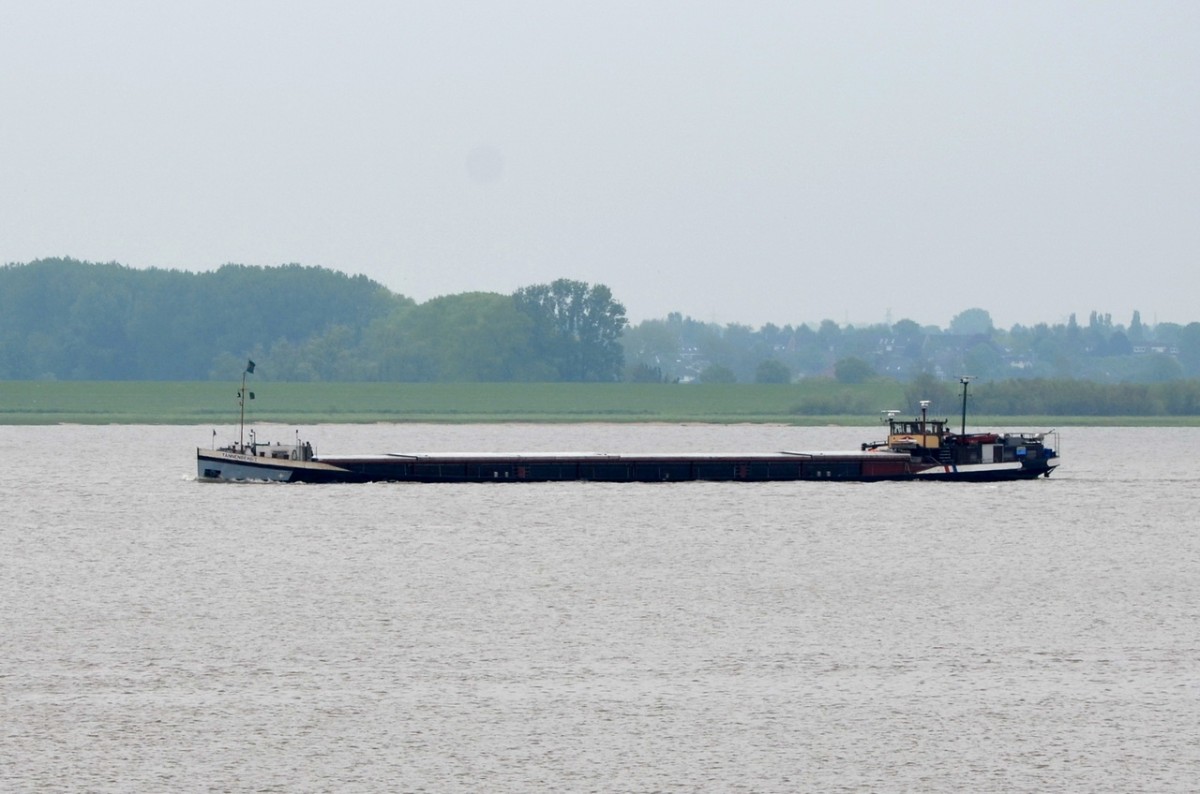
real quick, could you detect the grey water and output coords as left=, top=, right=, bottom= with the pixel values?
left=3, top=423, right=1199, bottom=792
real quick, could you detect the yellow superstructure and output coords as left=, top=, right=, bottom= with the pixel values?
left=887, top=418, right=947, bottom=450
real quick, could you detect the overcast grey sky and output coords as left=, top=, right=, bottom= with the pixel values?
left=2, top=1, right=1197, bottom=329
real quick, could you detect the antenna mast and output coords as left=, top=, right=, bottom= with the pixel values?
left=239, top=360, right=256, bottom=451
left=958, top=375, right=975, bottom=435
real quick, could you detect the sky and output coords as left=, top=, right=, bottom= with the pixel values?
left=2, top=1, right=1197, bottom=330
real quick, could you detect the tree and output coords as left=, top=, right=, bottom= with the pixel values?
left=892, top=318, right=924, bottom=356
left=361, top=293, right=546, bottom=382
left=698, top=364, right=737, bottom=383
left=431, top=293, right=545, bottom=381
left=816, top=319, right=841, bottom=351
left=755, top=359, right=791, bottom=383
left=622, top=319, right=682, bottom=380
left=1107, top=330, right=1133, bottom=356
left=787, top=324, right=827, bottom=377
left=1138, top=354, right=1183, bottom=382
left=1178, top=322, right=1200, bottom=377
left=1129, top=310, right=1145, bottom=343
left=948, top=308, right=994, bottom=337
left=834, top=356, right=874, bottom=384
left=628, top=362, right=667, bottom=383
left=513, top=279, right=628, bottom=381
left=0, top=258, right=402, bottom=380
left=903, top=373, right=955, bottom=415
left=963, top=342, right=1005, bottom=381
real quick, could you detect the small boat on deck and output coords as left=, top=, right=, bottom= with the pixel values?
left=196, top=369, right=1059, bottom=484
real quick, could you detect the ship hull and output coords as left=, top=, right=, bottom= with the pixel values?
left=197, top=448, right=1057, bottom=484
left=196, top=448, right=353, bottom=483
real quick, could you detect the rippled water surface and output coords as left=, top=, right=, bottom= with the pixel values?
left=3, top=423, right=1200, bottom=792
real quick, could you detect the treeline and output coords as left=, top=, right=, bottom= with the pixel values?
left=880, top=373, right=1200, bottom=418
left=974, top=379, right=1200, bottom=416
left=5, top=259, right=1200, bottom=406
left=0, top=259, right=393, bottom=379
left=0, top=259, right=627, bottom=382
left=622, top=308, right=1200, bottom=385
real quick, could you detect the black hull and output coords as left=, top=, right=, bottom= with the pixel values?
left=197, top=449, right=1057, bottom=484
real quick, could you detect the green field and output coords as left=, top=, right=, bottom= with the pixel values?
left=1, top=380, right=893, bottom=425
left=2, top=380, right=1197, bottom=426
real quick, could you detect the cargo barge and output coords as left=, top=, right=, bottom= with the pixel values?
left=197, top=373, right=1059, bottom=484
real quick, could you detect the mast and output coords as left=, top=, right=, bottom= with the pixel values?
left=238, top=360, right=256, bottom=451
left=958, top=375, right=974, bottom=435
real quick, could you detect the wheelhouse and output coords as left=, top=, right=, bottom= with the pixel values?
left=887, top=417, right=947, bottom=450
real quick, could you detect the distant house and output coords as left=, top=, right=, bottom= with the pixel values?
left=1132, top=345, right=1179, bottom=356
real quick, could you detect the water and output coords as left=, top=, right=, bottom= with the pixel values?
left=3, top=423, right=1199, bottom=792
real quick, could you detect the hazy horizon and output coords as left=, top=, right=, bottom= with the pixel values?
left=3, top=2, right=1197, bottom=330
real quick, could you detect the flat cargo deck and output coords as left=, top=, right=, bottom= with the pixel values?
left=196, top=448, right=921, bottom=483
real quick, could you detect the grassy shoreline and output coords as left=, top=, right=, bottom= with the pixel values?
left=3, top=380, right=1199, bottom=426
